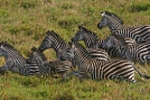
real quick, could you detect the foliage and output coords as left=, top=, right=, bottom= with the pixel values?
left=0, top=0, right=150, bottom=99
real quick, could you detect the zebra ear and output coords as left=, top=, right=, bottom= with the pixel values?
left=31, top=47, right=37, bottom=51
left=46, top=30, right=54, bottom=35
left=46, top=30, right=50, bottom=35
left=0, top=41, right=5, bottom=47
left=101, top=11, right=105, bottom=16
left=104, top=11, right=112, bottom=16
left=1, top=41, right=7, bottom=44
left=0, top=41, right=2, bottom=46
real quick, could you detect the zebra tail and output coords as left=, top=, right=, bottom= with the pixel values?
left=133, top=65, right=150, bottom=79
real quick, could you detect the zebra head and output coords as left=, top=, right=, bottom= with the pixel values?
left=61, top=42, right=75, bottom=61
left=38, top=30, right=55, bottom=52
left=0, top=41, right=6, bottom=57
left=0, top=41, right=20, bottom=58
left=97, top=11, right=123, bottom=30
left=72, top=25, right=98, bottom=48
left=27, top=47, right=47, bottom=64
left=71, top=25, right=85, bottom=42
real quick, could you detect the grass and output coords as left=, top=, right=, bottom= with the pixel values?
left=0, top=0, right=150, bottom=99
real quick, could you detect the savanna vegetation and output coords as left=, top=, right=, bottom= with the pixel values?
left=0, top=0, right=150, bottom=100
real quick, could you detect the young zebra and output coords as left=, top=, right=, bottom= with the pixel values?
left=61, top=42, right=150, bottom=82
left=0, top=41, right=39, bottom=76
left=97, top=11, right=150, bottom=43
left=38, top=30, right=111, bottom=66
left=27, top=47, right=75, bottom=77
left=102, top=33, right=150, bottom=64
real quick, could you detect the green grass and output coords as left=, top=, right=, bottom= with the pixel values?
left=0, top=0, right=150, bottom=99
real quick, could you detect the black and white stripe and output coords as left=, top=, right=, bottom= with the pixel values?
left=97, top=11, right=150, bottom=43
left=61, top=42, right=149, bottom=82
left=102, top=33, right=150, bottom=64
left=0, top=41, right=39, bottom=76
left=27, top=47, right=74, bottom=76
left=72, top=25, right=133, bottom=57
left=38, top=30, right=110, bottom=67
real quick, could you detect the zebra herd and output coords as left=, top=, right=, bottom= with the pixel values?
left=1, top=11, right=150, bottom=83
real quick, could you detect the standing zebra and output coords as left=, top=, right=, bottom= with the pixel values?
left=97, top=11, right=150, bottom=43
left=38, top=30, right=111, bottom=66
left=102, top=33, right=150, bottom=64
left=61, top=42, right=150, bottom=82
left=27, top=47, right=75, bottom=77
left=0, top=41, right=39, bottom=76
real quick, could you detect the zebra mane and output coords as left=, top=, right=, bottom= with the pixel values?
left=0, top=41, right=23, bottom=57
left=78, top=25, right=98, bottom=39
left=31, top=47, right=47, bottom=61
left=0, top=41, right=16, bottom=50
left=46, top=30, right=66, bottom=43
left=102, top=11, right=124, bottom=25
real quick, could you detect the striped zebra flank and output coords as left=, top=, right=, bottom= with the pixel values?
left=0, top=41, right=40, bottom=76
left=97, top=11, right=150, bottom=43
left=102, top=33, right=150, bottom=64
left=61, top=42, right=150, bottom=82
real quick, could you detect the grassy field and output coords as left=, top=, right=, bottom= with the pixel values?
left=0, top=0, right=150, bottom=99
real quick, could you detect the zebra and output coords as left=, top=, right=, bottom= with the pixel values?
left=27, top=47, right=75, bottom=77
left=0, top=41, right=39, bottom=76
left=101, top=33, right=150, bottom=64
left=38, top=30, right=111, bottom=66
left=61, top=42, right=150, bottom=82
left=72, top=25, right=135, bottom=57
left=97, top=11, right=150, bottom=43
left=72, top=25, right=103, bottom=49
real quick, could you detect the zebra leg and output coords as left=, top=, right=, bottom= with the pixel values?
left=111, top=75, right=124, bottom=81
left=0, top=66, right=7, bottom=74
left=0, top=60, right=14, bottom=73
left=61, top=71, right=79, bottom=81
left=112, top=74, right=136, bottom=83
left=0, top=65, right=9, bottom=73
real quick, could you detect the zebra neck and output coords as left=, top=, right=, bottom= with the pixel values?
left=52, top=39, right=67, bottom=52
left=83, top=37, right=96, bottom=48
left=109, top=24, right=124, bottom=32
left=75, top=52, right=91, bottom=67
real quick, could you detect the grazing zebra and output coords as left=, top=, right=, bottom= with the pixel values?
left=102, top=33, right=150, bottom=64
left=61, top=42, right=150, bottom=82
left=0, top=41, right=39, bottom=76
left=27, top=47, right=75, bottom=77
left=38, top=30, right=111, bottom=67
left=97, top=11, right=150, bottom=43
